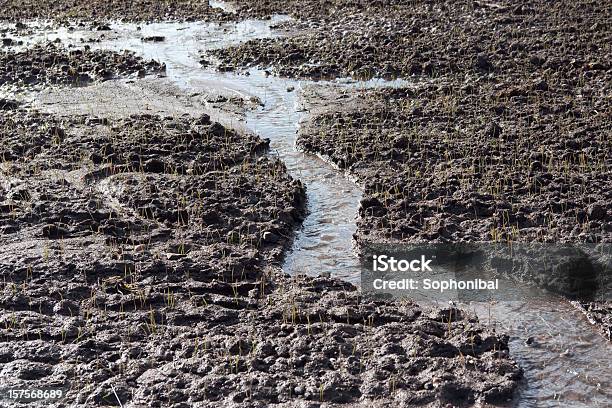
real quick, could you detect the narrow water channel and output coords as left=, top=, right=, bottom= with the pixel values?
left=4, top=11, right=611, bottom=407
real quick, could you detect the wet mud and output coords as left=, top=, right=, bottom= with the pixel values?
left=1, top=0, right=609, bottom=406
left=297, top=78, right=611, bottom=339
left=209, top=1, right=610, bottom=81
left=573, top=301, right=612, bottom=340
left=298, top=84, right=610, bottom=244
left=278, top=0, right=612, bottom=340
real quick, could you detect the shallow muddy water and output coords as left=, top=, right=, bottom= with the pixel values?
left=465, top=290, right=611, bottom=407
left=2, top=9, right=610, bottom=407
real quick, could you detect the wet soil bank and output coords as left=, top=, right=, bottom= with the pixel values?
left=224, top=0, right=377, bottom=20
left=212, top=0, right=611, bottom=256
left=1, top=234, right=522, bottom=406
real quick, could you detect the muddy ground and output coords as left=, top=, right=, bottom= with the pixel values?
left=0, top=103, right=521, bottom=407
left=28, top=77, right=264, bottom=122
left=211, top=0, right=610, bottom=248
left=0, top=14, right=524, bottom=408
left=0, top=0, right=370, bottom=23
left=2, top=0, right=609, bottom=405
left=229, top=0, right=413, bottom=21
left=298, top=83, right=610, bottom=245
left=210, top=1, right=610, bottom=81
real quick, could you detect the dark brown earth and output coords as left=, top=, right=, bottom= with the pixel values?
left=0, top=0, right=232, bottom=22
left=0, top=42, right=165, bottom=88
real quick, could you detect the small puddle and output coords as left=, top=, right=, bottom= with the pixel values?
left=2, top=9, right=610, bottom=407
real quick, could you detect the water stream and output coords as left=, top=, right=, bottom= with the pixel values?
left=3, top=10, right=610, bottom=407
